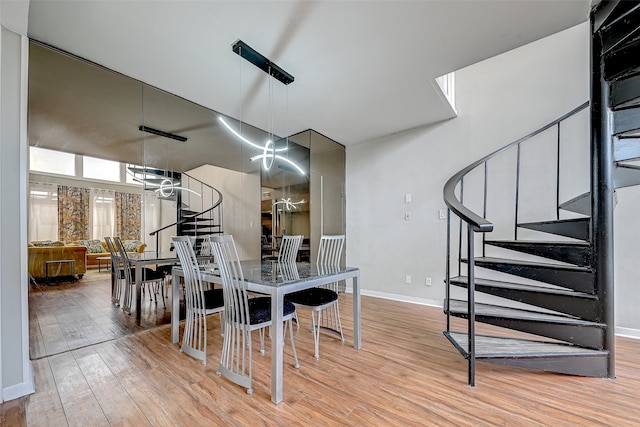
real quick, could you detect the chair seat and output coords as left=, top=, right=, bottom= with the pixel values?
left=141, top=267, right=165, bottom=281
left=248, top=297, right=296, bottom=325
left=117, top=267, right=165, bottom=281
left=286, top=288, right=338, bottom=307
left=203, top=288, right=224, bottom=310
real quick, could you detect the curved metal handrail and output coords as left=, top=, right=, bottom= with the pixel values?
left=149, top=177, right=224, bottom=237
left=443, top=101, right=589, bottom=231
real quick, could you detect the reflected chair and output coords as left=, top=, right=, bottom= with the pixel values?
left=277, top=235, right=303, bottom=263
left=208, top=234, right=299, bottom=395
left=172, top=235, right=224, bottom=365
left=104, top=237, right=125, bottom=305
left=286, top=235, right=345, bottom=359
left=113, top=236, right=166, bottom=309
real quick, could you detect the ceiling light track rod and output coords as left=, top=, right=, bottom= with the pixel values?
left=138, top=125, right=188, bottom=142
left=232, top=40, right=294, bottom=85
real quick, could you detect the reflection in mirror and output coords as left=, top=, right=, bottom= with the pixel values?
left=260, top=133, right=311, bottom=261
left=27, top=40, right=345, bottom=263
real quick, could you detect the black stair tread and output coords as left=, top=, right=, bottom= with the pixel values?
left=594, top=0, right=640, bottom=32
left=127, top=166, right=181, bottom=179
left=558, top=192, right=590, bottom=216
left=517, top=217, right=590, bottom=240
left=483, top=239, right=591, bottom=266
left=484, top=239, right=589, bottom=247
left=518, top=217, right=589, bottom=226
left=445, top=331, right=608, bottom=359
left=470, top=256, right=592, bottom=272
left=449, top=276, right=597, bottom=299
left=447, top=299, right=602, bottom=326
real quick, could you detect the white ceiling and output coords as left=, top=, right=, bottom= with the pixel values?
left=26, top=0, right=591, bottom=147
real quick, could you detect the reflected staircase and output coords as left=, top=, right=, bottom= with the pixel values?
left=442, top=1, right=640, bottom=385
left=128, top=167, right=224, bottom=252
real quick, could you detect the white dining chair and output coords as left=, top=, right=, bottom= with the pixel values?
left=172, top=235, right=224, bottom=365
left=104, top=237, right=124, bottom=305
left=208, top=234, right=299, bottom=394
left=285, top=235, right=345, bottom=359
left=113, top=236, right=166, bottom=309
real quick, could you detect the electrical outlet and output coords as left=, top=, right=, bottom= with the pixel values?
left=405, top=275, right=412, bottom=284
left=425, top=277, right=432, bottom=286
left=405, top=212, right=412, bottom=221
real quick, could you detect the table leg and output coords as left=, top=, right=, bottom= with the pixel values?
left=271, top=287, right=285, bottom=404
left=171, top=269, right=180, bottom=344
left=136, top=264, right=142, bottom=321
left=353, top=271, right=361, bottom=349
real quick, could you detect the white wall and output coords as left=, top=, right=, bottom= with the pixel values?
left=346, top=23, right=590, bottom=306
left=187, top=164, right=261, bottom=260
left=0, top=27, right=34, bottom=401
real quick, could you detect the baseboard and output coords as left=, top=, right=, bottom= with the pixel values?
left=344, top=286, right=441, bottom=308
left=345, top=286, right=640, bottom=341
left=616, top=327, right=640, bottom=340
left=3, top=360, right=34, bottom=402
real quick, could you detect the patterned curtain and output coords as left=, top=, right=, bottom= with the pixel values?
left=115, top=191, right=142, bottom=240
left=58, top=185, right=90, bottom=242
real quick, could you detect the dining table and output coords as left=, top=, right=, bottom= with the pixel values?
left=171, top=260, right=361, bottom=404
left=121, top=251, right=210, bottom=320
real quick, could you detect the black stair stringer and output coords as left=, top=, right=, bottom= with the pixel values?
left=484, top=240, right=591, bottom=266
left=449, top=276, right=599, bottom=321
left=517, top=218, right=590, bottom=241
left=447, top=300, right=605, bottom=349
left=445, top=332, right=609, bottom=378
left=466, top=257, right=595, bottom=294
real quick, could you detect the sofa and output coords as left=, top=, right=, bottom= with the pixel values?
left=73, top=239, right=147, bottom=268
left=28, top=241, right=87, bottom=279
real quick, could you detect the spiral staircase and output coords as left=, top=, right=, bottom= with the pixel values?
left=442, top=0, right=640, bottom=385
left=128, top=166, right=223, bottom=252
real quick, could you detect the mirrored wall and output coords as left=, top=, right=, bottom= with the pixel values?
left=27, top=41, right=345, bottom=260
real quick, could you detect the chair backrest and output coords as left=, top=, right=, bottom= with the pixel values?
left=317, top=235, right=345, bottom=292
left=113, top=237, right=133, bottom=283
left=317, top=235, right=345, bottom=265
left=278, top=235, right=303, bottom=264
left=172, top=235, right=208, bottom=313
left=208, top=235, right=250, bottom=328
left=172, top=236, right=200, bottom=277
left=104, top=237, right=119, bottom=272
left=277, top=260, right=300, bottom=282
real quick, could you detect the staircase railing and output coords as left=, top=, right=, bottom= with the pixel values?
left=442, top=101, right=589, bottom=385
left=149, top=171, right=223, bottom=255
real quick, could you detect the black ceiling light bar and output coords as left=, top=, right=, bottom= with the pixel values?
left=232, top=39, right=294, bottom=85
left=138, top=125, right=187, bottom=142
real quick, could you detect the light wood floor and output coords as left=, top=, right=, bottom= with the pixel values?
left=4, top=273, right=640, bottom=426
left=29, top=269, right=173, bottom=360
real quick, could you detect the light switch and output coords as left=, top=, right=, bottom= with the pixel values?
left=405, top=193, right=412, bottom=203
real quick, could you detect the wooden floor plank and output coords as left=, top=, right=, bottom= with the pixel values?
left=5, top=271, right=640, bottom=426
left=24, top=359, right=67, bottom=427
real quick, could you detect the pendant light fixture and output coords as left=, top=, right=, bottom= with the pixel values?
left=219, top=39, right=305, bottom=175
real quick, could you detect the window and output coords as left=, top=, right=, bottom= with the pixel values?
left=126, top=164, right=143, bottom=185
left=83, top=156, right=120, bottom=182
left=90, top=188, right=115, bottom=240
left=29, top=183, right=58, bottom=241
left=29, top=147, right=75, bottom=176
